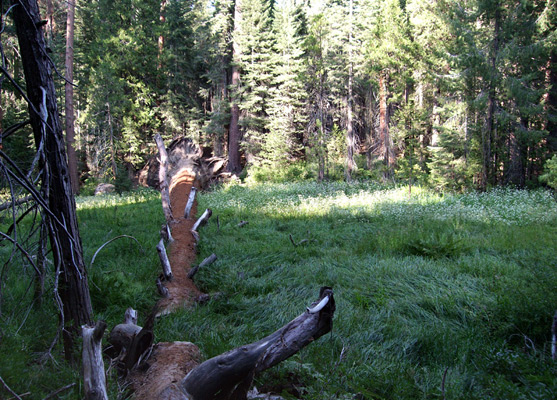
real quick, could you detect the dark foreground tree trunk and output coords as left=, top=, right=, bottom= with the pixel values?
left=12, top=0, right=93, bottom=358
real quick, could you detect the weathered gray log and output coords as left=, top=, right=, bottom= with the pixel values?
left=184, top=186, right=197, bottom=219
left=108, top=308, right=142, bottom=356
left=180, top=287, right=335, bottom=400
left=192, top=208, right=212, bottom=233
left=156, top=239, right=173, bottom=281
left=187, top=253, right=217, bottom=280
left=155, top=133, right=173, bottom=222
left=82, top=320, right=108, bottom=400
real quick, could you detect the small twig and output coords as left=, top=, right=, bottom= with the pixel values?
left=0, top=375, right=23, bottom=400
left=441, top=367, right=449, bottom=400
left=41, top=383, right=76, bottom=400
left=289, top=234, right=309, bottom=247
left=90, top=235, right=143, bottom=268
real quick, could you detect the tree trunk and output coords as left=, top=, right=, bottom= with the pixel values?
left=345, top=0, right=356, bottom=182
left=65, top=0, right=79, bottom=194
left=379, top=72, right=393, bottom=180
left=544, top=46, right=557, bottom=153
left=12, top=0, right=93, bottom=359
left=228, top=0, right=242, bottom=174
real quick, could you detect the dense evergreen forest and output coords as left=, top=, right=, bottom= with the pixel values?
left=1, top=0, right=556, bottom=190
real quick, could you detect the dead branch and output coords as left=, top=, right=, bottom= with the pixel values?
left=0, top=195, right=32, bottom=212
left=90, top=235, right=142, bottom=268
left=156, top=239, right=173, bottom=281
left=289, top=234, right=309, bottom=247
left=184, top=186, right=197, bottom=218
left=237, top=221, right=249, bottom=228
left=192, top=208, right=212, bottom=233
left=82, top=320, right=108, bottom=400
left=41, top=383, right=76, bottom=400
left=0, top=375, right=23, bottom=400
left=187, top=253, right=217, bottom=280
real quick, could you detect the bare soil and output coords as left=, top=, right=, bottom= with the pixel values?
left=128, top=167, right=204, bottom=398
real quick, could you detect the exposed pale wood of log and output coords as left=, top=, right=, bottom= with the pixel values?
left=82, top=320, right=108, bottom=400
left=156, top=239, right=173, bottom=281
left=179, top=287, right=335, bottom=400
left=187, top=253, right=217, bottom=280
left=184, top=186, right=197, bottom=218
left=155, top=133, right=173, bottom=222
left=192, top=208, right=212, bottom=233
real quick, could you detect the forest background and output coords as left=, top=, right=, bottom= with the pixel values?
left=2, top=0, right=557, bottom=191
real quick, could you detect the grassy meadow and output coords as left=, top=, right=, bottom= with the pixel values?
left=1, top=182, right=557, bottom=399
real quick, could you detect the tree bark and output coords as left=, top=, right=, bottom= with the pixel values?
left=65, top=0, right=79, bottom=194
left=82, top=321, right=108, bottom=400
left=228, top=0, right=242, bottom=174
left=379, top=72, right=393, bottom=180
left=12, top=0, right=93, bottom=359
left=155, top=133, right=173, bottom=222
left=180, top=287, right=335, bottom=400
left=345, top=0, right=356, bottom=181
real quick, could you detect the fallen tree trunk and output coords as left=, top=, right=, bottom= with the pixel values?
left=179, top=287, right=335, bottom=400
left=155, top=134, right=173, bottom=222
left=82, top=321, right=108, bottom=400
left=187, top=253, right=217, bottom=280
left=156, top=239, right=173, bottom=281
left=184, top=187, right=197, bottom=219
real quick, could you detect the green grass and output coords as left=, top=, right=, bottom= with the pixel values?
left=1, top=183, right=557, bottom=399
left=157, top=182, right=557, bottom=399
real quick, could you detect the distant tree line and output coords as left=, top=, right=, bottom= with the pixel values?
left=1, top=0, right=556, bottom=191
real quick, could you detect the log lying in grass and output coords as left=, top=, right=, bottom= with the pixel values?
left=155, top=133, right=173, bottom=222
left=82, top=320, right=108, bottom=400
left=108, top=308, right=142, bottom=357
left=160, top=223, right=174, bottom=243
left=184, top=186, right=197, bottom=219
left=192, top=208, right=212, bottom=232
left=156, top=239, right=173, bottom=281
left=179, top=287, right=335, bottom=400
left=187, top=253, right=217, bottom=280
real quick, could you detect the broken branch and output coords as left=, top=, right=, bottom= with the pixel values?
left=187, top=253, right=218, bottom=280
left=156, top=239, right=173, bottom=281
left=184, top=186, right=197, bottom=219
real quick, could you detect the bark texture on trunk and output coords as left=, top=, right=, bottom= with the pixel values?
left=12, top=0, right=93, bottom=357
left=228, top=0, right=242, bottom=174
left=65, top=0, right=79, bottom=194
